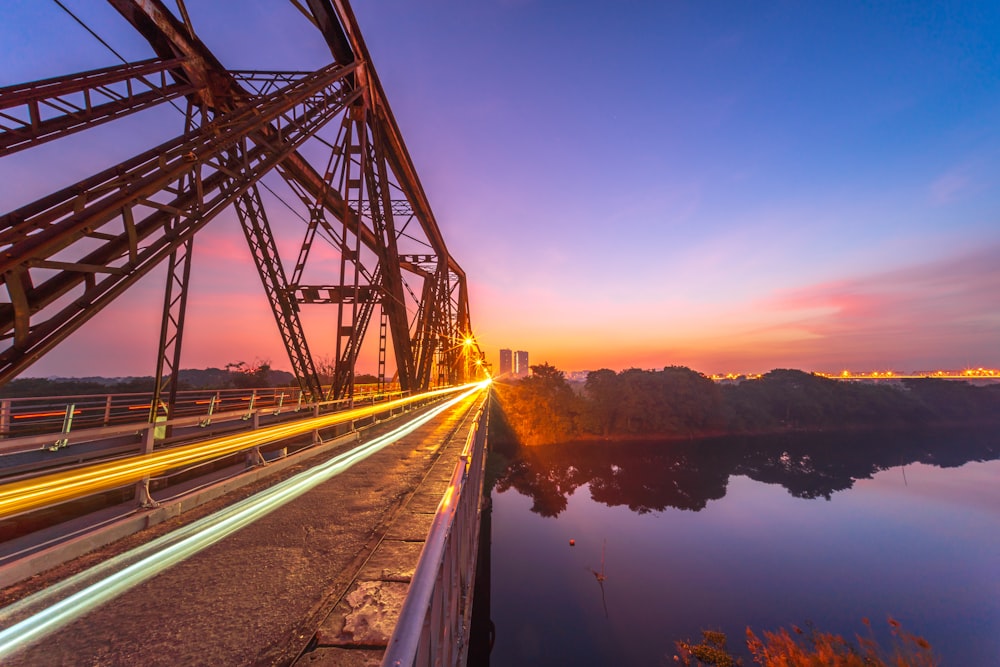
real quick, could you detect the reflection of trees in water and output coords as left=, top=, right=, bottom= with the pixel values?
left=495, top=442, right=736, bottom=515
left=493, top=428, right=1000, bottom=516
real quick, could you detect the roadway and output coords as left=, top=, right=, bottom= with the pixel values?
left=0, top=385, right=488, bottom=666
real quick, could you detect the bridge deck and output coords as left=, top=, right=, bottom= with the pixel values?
left=2, top=391, right=487, bottom=666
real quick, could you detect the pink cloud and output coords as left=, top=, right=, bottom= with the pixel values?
left=766, top=281, right=886, bottom=323
left=468, top=241, right=1000, bottom=376
left=748, top=244, right=1000, bottom=369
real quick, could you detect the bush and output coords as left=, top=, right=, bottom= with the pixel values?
left=675, top=618, right=937, bottom=666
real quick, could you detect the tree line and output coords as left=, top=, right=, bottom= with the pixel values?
left=0, top=359, right=386, bottom=398
left=493, top=363, right=1000, bottom=445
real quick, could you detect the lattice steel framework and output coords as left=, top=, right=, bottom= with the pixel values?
left=0, top=0, right=485, bottom=409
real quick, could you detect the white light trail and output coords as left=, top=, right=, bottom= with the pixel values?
left=0, top=382, right=487, bottom=660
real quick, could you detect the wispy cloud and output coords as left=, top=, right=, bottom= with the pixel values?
left=472, top=241, right=1000, bottom=374
left=929, top=167, right=973, bottom=205
left=748, top=243, right=1000, bottom=368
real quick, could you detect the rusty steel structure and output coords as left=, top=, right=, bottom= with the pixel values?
left=0, top=0, right=484, bottom=415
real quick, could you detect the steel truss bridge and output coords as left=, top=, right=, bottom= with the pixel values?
left=0, top=4, right=493, bottom=663
left=0, top=0, right=486, bottom=416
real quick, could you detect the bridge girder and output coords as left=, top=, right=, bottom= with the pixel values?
left=0, top=0, right=479, bottom=395
left=0, top=57, right=195, bottom=157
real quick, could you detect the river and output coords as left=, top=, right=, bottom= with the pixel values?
left=474, top=427, right=1000, bottom=665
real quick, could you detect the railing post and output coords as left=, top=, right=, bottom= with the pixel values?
left=242, top=391, right=256, bottom=421
left=312, top=403, right=321, bottom=444
left=246, top=443, right=265, bottom=467
left=135, top=425, right=159, bottom=508
left=48, top=403, right=75, bottom=450
left=0, top=399, right=10, bottom=438
left=154, top=414, right=168, bottom=440
left=103, top=394, right=113, bottom=427
left=200, top=393, right=218, bottom=427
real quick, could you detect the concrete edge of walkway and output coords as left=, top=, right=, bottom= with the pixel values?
left=290, top=392, right=490, bottom=667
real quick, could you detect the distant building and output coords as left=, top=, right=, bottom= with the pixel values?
left=499, top=349, right=513, bottom=376
left=515, top=350, right=529, bottom=377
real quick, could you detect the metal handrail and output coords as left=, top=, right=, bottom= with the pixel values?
left=381, top=396, right=490, bottom=667
left=0, top=386, right=407, bottom=453
left=0, top=382, right=402, bottom=439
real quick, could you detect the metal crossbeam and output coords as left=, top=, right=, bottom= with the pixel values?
left=0, top=57, right=195, bottom=156
left=233, top=184, right=324, bottom=402
left=149, top=236, right=193, bottom=426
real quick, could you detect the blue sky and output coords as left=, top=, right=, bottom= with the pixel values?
left=2, top=0, right=999, bottom=377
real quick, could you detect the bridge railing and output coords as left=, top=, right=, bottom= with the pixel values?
left=381, top=395, right=490, bottom=667
left=0, top=387, right=411, bottom=480
left=0, top=382, right=401, bottom=440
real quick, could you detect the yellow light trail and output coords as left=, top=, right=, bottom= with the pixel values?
left=0, top=384, right=474, bottom=521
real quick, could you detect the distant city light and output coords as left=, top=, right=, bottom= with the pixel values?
left=710, top=368, right=1000, bottom=382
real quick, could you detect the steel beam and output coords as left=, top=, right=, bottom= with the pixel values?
left=331, top=265, right=381, bottom=399
left=107, top=0, right=238, bottom=111
left=318, top=1, right=464, bottom=279
left=0, top=57, right=195, bottom=156
left=364, top=115, right=415, bottom=390
left=304, top=0, right=355, bottom=67
left=309, top=1, right=475, bottom=388
left=233, top=184, right=324, bottom=402
left=149, top=101, right=201, bottom=428
left=149, top=236, right=193, bottom=426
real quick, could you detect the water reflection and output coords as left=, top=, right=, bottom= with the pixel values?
left=495, top=428, right=1000, bottom=517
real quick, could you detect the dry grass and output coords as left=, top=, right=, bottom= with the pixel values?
left=674, top=618, right=937, bottom=667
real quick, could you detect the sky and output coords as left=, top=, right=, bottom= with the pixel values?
left=2, top=0, right=999, bottom=378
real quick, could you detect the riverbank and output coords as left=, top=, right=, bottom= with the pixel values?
left=494, top=364, right=1000, bottom=446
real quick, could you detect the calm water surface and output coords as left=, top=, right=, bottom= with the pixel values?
left=483, top=429, right=1000, bottom=666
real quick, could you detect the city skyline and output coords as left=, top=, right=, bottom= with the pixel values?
left=2, top=1, right=999, bottom=379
